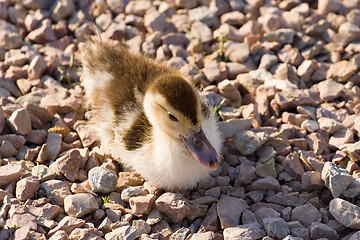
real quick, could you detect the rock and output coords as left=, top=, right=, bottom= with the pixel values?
left=218, top=79, right=242, bottom=106
left=147, top=208, right=162, bottom=225
left=274, top=90, right=314, bottom=111
left=28, top=55, right=47, bottom=80
left=225, top=42, right=250, bottom=63
left=24, top=102, right=54, bottom=123
left=258, top=54, right=278, bottom=70
left=202, top=61, right=226, bottom=83
left=5, top=213, right=37, bottom=231
left=144, top=9, right=168, bottom=33
left=0, top=20, right=23, bottom=50
left=15, top=176, right=40, bottom=201
left=105, top=225, right=137, bottom=240
left=4, top=49, right=28, bottom=66
left=281, top=152, right=305, bottom=181
left=40, top=179, right=71, bottom=206
left=24, top=129, right=47, bottom=145
left=309, top=222, right=337, bottom=240
left=264, top=28, right=296, bottom=44
left=291, top=203, right=321, bottom=227
left=188, top=6, right=218, bottom=27
left=56, top=148, right=81, bottom=182
left=74, top=120, right=98, bottom=148
left=318, top=117, right=343, bottom=134
left=125, top=0, right=152, bottom=16
left=321, top=161, right=353, bottom=198
left=329, top=198, right=360, bottom=229
left=88, top=166, right=118, bottom=194
left=248, top=176, right=281, bottom=191
left=254, top=207, right=280, bottom=224
left=68, top=228, right=102, bottom=240
left=48, top=216, right=85, bottom=237
left=117, top=172, right=144, bottom=189
left=155, top=193, right=191, bottom=223
left=0, top=164, right=23, bottom=187
left=45, top=132, right=62, bottom=161
left=121, top=186, right=147, bottom=202
left=221, top=11, right=245, bottom=26
left=27, top=19, right=56, bottom=43
left=223, top=223, right=266, bottom=240
left=327, top=60, right=358, bottom=82
left=0, top=140, right=17, bottom=157
left=317, top=79, right=344, bottom=101
left=301, top=119, right=319, bottom=133
left=175, top=0, right=198, bottom=9
left=301, top=171, right=325, bottom=191
left=132, top=219, right=151, bottom=238
left=263, top=217, right=290, bottom=239
left=129, top=194, right=156, bottom=216
left=50, top=0, right=75, bottom=22
left=64, top=193, right=98, bottom=217
left=297, top=59, right=317, bottom=82
left=267, top=192, right=303, bottom=207
left=217, top=196, right=248, bottom=229
left=329, top=128, right=354, bottom=149
left=255, top=158, right=276, bottom=178
left=233, top=130, right=269, bottom=155
left=25, top=203, right=61, bottom=220
left=7, top=108, right=32, bottom=135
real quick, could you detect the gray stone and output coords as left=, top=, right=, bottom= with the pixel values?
left=7, top=108, right=32, bottom=135
left=105, top=225, right=137, bottom=240
left=223, top=223, right=266, bottom=240
left=50, top=0, right=75, bottom=22
left=191, top=21, right=212, bottom=43
left=40, top=179, right=71, bottom=206
left=188, top=6, right=218, bottom=27
left=218, top=119, right=252, bottom=138
left=317, top=79, right=344, bottom=101
left=217, top=196, right=248, bottom=229
left=329, top=198, right=360, bottom=229
left=233, top=130, right=269, bottom=155
left=88, top=167, right=118, bottom=194
left=64, top=193, right=99, bottom=217
left=321, top=161, right=353, bottom=198
left=309, top=222, right=337, bottom=240
left=0, top=164, right=23, bottom=187
left=0, top=20, right=23, bottom=50
left=155, top=193, right=191, bottom=223
left=318, top=117, right=343, bottom=135
left=263, top=217, right=290, bottom=239
left=291, top=204, right=321, bottom=227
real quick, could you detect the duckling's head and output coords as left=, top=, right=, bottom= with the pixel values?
left=143, top=75, right=219, bottom=170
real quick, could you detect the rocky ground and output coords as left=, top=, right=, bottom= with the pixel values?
left=0, top=0, right=360, bottom=239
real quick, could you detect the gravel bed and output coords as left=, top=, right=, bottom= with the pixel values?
left=0, top=0, right=360, bottom=239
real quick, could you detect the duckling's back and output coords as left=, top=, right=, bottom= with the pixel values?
left=81, top=40, right=170, bottom=118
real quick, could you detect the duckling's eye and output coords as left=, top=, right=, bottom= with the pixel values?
left=168, top=112, right=178, bottom=121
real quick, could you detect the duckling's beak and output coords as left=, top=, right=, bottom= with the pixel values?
left=181, top=128, right=219, bottom=170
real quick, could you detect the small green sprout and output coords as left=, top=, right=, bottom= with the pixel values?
left=57, top=53, right=78, bottom=88
left=213, top=99, right=226, bottom=116
left=102, top=196, right=109, bottom=204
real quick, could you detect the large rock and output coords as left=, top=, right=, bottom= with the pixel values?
left=0, top=20, right=23, bottom=50
left=155, top=193, right=191, bottom=223
left=321, top=161, right=353, bottom=198
left=291, top=203, right=321, bottom=227
left=0, top=164, right=23, bottom=187
left=88, top=167, right=118, bottom=193
left=223, top=223, right=266, bottom=240
left=217, top=196, right=248, bottom=229
left=233, top=130, right=269, bottom=155
left=64, top=193, right=99, bottom=217
left=329, top=198, right=360, bottom=229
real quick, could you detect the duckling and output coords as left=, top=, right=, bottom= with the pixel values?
left=81, top=39, right=222, bottom=190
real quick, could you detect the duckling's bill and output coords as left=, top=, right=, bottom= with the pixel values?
left=181, top=128, right=219, bottom=170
